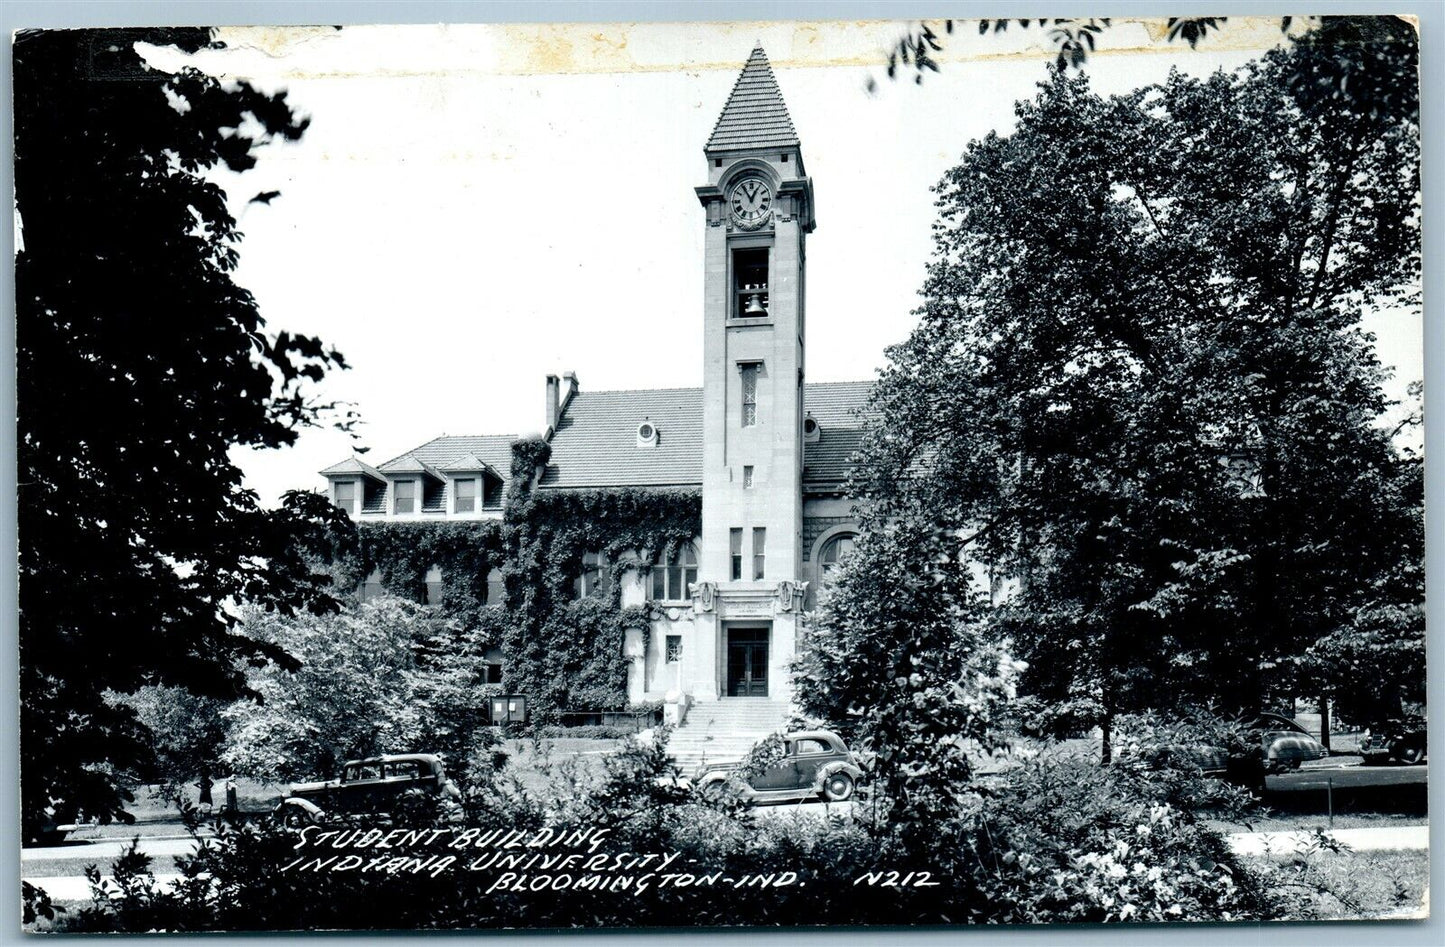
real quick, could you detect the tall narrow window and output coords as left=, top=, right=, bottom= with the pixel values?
left=752, top=527, right=767, bottom=580
left=652, top=543, right=698, bottom=601
left=741, top=363, right=758, bottom=427
left=334, top=481, right=356, bottom=514
left=730, top=529, right=743, bottom=581
left=454, top=477, right=477, bottom=513
left=424, top=565, right=443, bottom=605
left=576, top=552, right=608, bottom=599
left=743, top=465, right=754, bottom=488
left=393, top=480, right=416, bottom=514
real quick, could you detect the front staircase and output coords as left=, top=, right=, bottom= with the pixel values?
left=667, top=697, right=791, bottom=776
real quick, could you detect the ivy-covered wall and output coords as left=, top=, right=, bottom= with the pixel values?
left=504, top=439, right=702, bottom=718
left=326, top=438, right=702, bottom=722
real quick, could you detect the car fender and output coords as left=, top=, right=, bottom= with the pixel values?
left=276, top=796, right=327, bottom=820
left=813, top=760, right=862, bottom=792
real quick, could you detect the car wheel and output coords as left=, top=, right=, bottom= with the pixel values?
left=282, top=806, right=316, bottom=828
left=822, top=772, right=854, bottom=802
left=1391, top=742, right=1424, bottom=766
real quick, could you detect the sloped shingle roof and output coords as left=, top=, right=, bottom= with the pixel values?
left=802, top=380, right=876, bottom=490
left=538, top=382, right=873, bottom=491
left=705, top=46, right=800, bottom=155
left=379, top=434, right=518, bottom=484
left=319, top=456, right=385, bottom=480
left=541, top=388, right=704, bottom=489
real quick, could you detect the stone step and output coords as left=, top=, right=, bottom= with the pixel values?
left=666, top=697, right=791, bottom=774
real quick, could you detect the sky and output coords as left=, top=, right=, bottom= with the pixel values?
left=140, top=17, right=1423, bottom=505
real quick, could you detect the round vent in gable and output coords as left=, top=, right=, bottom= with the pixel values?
left=637, top=421, right=659, bottom=448
left=803, top=415, right=820, bottom=443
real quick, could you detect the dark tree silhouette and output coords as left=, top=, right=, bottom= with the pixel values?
left=15, top=28, right=354, bottom=833
left=822, top=20, right=1422, bottom=757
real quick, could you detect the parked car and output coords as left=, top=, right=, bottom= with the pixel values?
left=1360, top=716, right=1427, bottom=765
left=695, top=730, right=864, bottom=804
left=1147, top=713, right=1328, bottom=780
left=22, top=806, right=80, bottom=847
left=276, top=753, right=462, bottom=825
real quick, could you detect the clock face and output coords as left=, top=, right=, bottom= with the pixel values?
left=729, top=178, right=773, bottom=227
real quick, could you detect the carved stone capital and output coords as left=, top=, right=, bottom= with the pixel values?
left=691, top=581, right=717, bottom=613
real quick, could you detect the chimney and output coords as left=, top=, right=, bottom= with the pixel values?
left=561, top=372, right=580, bottom=411
left=545, top=374, right=560, bottom=432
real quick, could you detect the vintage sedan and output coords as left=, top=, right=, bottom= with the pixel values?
left=276, top=753, right=462, bottom=825
left=695, top=730, right=864, bottom=804
left=1153, top=713, right=1328, bottom=780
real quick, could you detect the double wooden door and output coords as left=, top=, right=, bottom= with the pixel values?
left=726, top=628, right=769, bottom=697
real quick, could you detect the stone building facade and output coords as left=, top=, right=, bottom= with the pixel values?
left=319, top=48, right=869, bottom=708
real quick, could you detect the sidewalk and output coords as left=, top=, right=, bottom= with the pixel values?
left=1227, top=824, right=1429, bottom=856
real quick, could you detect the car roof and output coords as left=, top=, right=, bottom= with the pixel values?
left=785, top=730, right=843, bottom=745
left=345, top=754, right=443, bottom=766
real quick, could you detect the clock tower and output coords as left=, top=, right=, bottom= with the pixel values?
left=691, top=47, right=815, bottom=702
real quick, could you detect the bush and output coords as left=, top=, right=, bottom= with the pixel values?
left=49, top=727, right=1297, bottom=932
left=953, top=753, right=1283, bottom=923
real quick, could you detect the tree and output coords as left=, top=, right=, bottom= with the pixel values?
left=15, top=29, right=352, bottom=828
left=836, top=23, right=1421, bottom=755
left=795, top=515, right=1021, bottom=826
left=222, top=599, right=499, bottom=783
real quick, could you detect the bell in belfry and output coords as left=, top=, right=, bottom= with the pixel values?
left=743, top=290, right=767, bottom=315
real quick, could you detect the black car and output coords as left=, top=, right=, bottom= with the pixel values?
left=276, top=753, right=461, bottom=825
left=1360, top=716, right=1427, bottom=765
left=695, top=730, right=864, bottom=804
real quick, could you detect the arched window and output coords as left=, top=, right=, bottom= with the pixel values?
left=651, top=543, right=698, bottom=602
left=424, top=565, right=443, bottom=605
left=818, top=533, right=857, bottom=586
left=575, top=552, right=609, bottom=599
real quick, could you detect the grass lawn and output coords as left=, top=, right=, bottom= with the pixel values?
left=1210, top=811, right=1429, bottom=834
left=1246, top=847, right=1429, bottom=920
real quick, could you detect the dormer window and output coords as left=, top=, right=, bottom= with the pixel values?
left=334, top=480, right=357, bottom=514
left=803, top=415, right=820, bottom=443
left=393, top=479, right=416, bottom=514
left=637, top=421, right=658, bottom=448
left=454, top=477, right=477, bottom=513
left=733, top=247, right=769, bottom=318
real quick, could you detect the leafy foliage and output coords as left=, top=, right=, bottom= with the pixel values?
left=845, top=27, right=1421, bottom=748
left=880, top=15, right=1321, bottom=85
left=347, top=520, right=507, bottom=626
left=796, top=518, right=1022, bottom=825
left=51, top=731, right=1290, bottom=931
left=15, top=28, right=352, bottom=829
left=221, top=599, right=502, bottom=783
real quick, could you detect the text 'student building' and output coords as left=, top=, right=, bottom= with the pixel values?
left=319, top=49, right=870, bottom=748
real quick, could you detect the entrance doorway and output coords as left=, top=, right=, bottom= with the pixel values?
left=726, top=628, right=769, bottom=696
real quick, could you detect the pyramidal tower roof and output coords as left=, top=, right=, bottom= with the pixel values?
left=705, top=46, right=800, bottom=155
